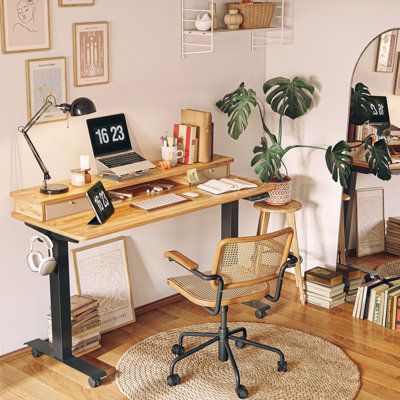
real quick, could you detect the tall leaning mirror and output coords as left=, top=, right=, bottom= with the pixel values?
left=339, top=28, right=400, bottom=284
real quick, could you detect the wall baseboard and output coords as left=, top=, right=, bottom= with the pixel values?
left=0, top=293, right=184, bottom=364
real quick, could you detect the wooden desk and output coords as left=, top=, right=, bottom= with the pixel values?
left=10, top=154, right=275, bottom=387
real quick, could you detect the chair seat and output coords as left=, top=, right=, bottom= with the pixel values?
left=168, top=272, right=270, bottom=308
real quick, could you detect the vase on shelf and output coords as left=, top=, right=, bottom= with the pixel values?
left=208, top=2, right=218, bottom=30
left=195, top=13, right=212, bottom=31
left=224, top=9, right=243, bottom=30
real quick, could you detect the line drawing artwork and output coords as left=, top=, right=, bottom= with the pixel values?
left=14, top=0, right=39, bottom=33
left=32, top=67, right=62, bottom=115
left=79, top=30, right=104, bottom=79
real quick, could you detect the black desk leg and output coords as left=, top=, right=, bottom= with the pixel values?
left=221, top=201, right=239, bottom=239
left=24, top=232, right=107, bottom=388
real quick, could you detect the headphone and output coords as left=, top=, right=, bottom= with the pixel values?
left=27, top=236, right=57, bottom=276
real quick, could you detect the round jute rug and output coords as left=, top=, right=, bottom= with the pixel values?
left=116, top=322, right=360, bottom=400
left=376, top=260, right=400, bottom=278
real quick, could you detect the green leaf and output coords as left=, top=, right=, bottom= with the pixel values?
left=216, top=82, right=258, bottom=140
left=364, top=139, right=392, bottom=181
left=325, top=141, right=353, bottom=188
left=263, top=76, right=315, bottom=120
left=349, top=82, right=375, bottom=125
left=252, top=140, right=285, bottom=182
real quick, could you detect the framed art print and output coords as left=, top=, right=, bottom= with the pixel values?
left=356, top=187, right=385, bottom=257
left=73, top=21, right=109, bottom=87
left=72, top=237, right=135, bottom=333
left=59, top=0, right=94, bottom=6
left=26, top=57, right=67, bottom=124
left=376, top=30, right=398, bottom=73
left=394, top=53, right=400, bottom=95
left=1, top=0, right=50, bottom=53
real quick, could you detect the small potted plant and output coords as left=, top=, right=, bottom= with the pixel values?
left=216, top=78, right=392, bottom=205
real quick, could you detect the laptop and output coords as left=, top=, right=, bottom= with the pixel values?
left=87, top=113, right=155, bottom=178
left=369, top=96, right=399, bottom=131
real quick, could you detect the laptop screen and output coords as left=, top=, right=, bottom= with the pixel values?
left=87, top=114, right=133, bottom=157
left=369, top=96, right=390, bottom=124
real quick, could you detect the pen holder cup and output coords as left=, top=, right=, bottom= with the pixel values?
left=161, top=146, right=183, bottom=167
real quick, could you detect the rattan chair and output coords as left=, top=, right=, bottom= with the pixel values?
left=164, top=227, right=296, bottom=399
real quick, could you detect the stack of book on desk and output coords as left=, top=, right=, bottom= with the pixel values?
left=305, top=267, right=345, bottom=309
left=386, top=216, right=400, bottom=255
left=337, top=264, right=363, bottom=303
left=353, top=276, right=400, bottom=331
left=48, top=295, right=101, bottom=356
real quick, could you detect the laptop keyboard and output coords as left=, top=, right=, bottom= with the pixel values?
left=101, top=152, right=145, bottom=168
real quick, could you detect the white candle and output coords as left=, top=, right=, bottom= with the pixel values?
left=80, top=155, right=90, bottom=170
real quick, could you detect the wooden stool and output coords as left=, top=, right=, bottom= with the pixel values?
left=338, top=194, right=351, bottom=265
left=254, top=200, right=305, bottom=305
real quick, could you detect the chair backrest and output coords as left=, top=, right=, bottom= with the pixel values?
left=211, top=228, right=294, bottom=289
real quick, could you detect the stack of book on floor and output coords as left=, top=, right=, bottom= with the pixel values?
left=337, top=264, right=363, bottom=303
left=305, top=267, right=345, bottom=309
left=386, top=216, right=400, bottom=255
left=353, top=276, right=400, bottom=331
left=48, top=295, right=101, bottom=356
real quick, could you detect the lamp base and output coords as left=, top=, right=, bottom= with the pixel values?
left=40, top=183, right=69, bottom=195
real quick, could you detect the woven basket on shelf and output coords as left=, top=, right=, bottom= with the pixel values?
left=227, top=2, right=276, bottom=29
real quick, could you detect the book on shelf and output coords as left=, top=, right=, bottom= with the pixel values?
left=305, top=267, right=343, bottom=287
left=305, top=281, right=345, bottom=297
left=197, top=178, right=257, bottom=195
left=367, top=283, right=389, bottom=322
left=173, top=123, right=198, bottom=165
left=47, top=295, right=101, bottom=356
left=306, top=295, right=345, bottom=309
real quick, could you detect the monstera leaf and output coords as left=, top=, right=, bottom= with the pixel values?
left=349, top=83, right=375, bottom=125
left=325, top=141, right=352, bottom=188
left=251, top=138, right=285, bottom=182
left=364, top=138, right=392, bottom=181
left=216, top=82, right=257, bottom=140
left=263, top=76, right=315, bottom=120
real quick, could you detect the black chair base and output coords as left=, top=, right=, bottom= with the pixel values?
left=166, top=306, right=287, bottom=399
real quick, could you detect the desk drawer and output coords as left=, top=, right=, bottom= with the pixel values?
left=45, top=197, right=91, bottom=221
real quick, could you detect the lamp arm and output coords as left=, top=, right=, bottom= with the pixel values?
left=18, top=99, right=54, bottom=182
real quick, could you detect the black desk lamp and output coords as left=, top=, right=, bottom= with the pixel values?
left=18, top=95, right=96, bottom=194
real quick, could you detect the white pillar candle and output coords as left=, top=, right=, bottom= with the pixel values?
left=80, top=155, right=90, bottom=170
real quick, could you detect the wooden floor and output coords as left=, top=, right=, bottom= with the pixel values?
left=348, top=252, right=400, bottom=271
left=1, top=277, right=399, bottom=400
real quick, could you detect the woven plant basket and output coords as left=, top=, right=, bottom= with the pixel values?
left=227, top=2, right=276, bottom=29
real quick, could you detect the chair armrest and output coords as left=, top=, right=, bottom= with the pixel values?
left=164, top=250, right=199, bottom=271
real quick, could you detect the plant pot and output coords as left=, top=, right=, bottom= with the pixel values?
left=266, top=177, right=292, bottom=206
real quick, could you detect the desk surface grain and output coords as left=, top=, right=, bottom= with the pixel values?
left=12, top=178, right=275, bottom=242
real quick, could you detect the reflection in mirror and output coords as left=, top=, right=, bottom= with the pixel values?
left=338, top=29, right=400, bottom=300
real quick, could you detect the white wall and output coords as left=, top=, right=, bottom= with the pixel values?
left=263, top=0, right=400, bottom=267
left=0, top=0, right=266, bottom=355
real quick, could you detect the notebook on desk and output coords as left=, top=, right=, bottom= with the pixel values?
left=198, top=178, right=257, bottom=195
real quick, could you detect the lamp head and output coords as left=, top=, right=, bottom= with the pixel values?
left=56, top=97, right=96, bottom=117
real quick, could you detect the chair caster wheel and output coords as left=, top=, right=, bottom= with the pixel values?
left=236, top=384, right=249, bottom=399
left=88, top=377, right=102, bottom=388
left=277, top=360, right=287, bottom=372
left=235, top=340, right=246, bottom=349
left=171, top=344, right=185, bottom=356
left=255, top=309, right=266, bottom=319
left=167, top=374, right=181, bottom=387
left=31, top=348, right=43, bottom=358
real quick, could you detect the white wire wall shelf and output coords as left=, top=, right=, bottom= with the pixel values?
left=181, top=0, right=293, bottom=58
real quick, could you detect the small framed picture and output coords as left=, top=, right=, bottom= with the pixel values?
left=26, top=57, right=67, bottom=124
left=1, top=0, right=51, bottom=53
left=356, top=187, right=385, bottom=257
left=376, top=30, right=398, bottom=73
left=72, top=237, right=135, bottom=333
left=394, top=53, right=400, bottom=95
left=59, top=0, right=94, bottom=6
left=73, top=21, right=109, bottom=87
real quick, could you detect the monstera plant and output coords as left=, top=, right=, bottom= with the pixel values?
left=216, top=77, right=392, bottom=204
